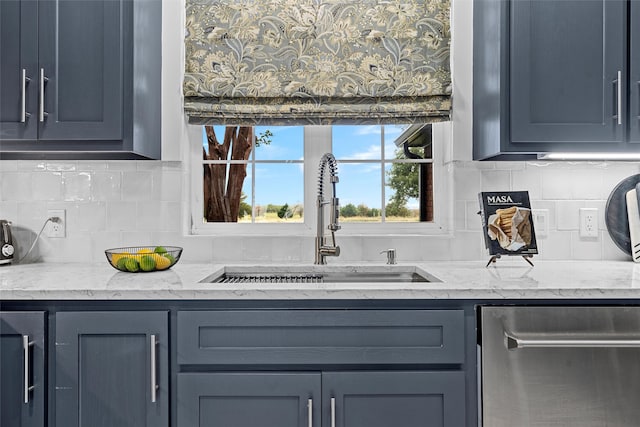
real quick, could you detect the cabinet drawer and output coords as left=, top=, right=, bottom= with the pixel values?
left=177, top=310, right=465, bottom=365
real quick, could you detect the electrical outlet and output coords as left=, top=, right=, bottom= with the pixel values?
left=532, top=209, right=549, bottom=238
left=47, top=209, right=66, bottom=238
left=579, top=207, right=598, bottom=238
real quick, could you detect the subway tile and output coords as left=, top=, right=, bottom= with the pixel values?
left=63, top=172, right=92, bottom=201
left=75, top=203, right=107, bottom=232
left=556, top=201, right=584, bottom=230
left=106, top=202, right=137, bottom=231
left=0, top=161, right=18, bottom=172
left=2, top=172, right=32, bottom=201
left=571, top=231, right=602, bottom=260
left=153, top=170, right=182, bottom=202
left=122, top=171, right=153, bottom=201
left=540, top=230, right=572, bottom=259
left=481, top=170, right=511, bottom=192
left=91, top=172, right=122, bottom=201
left=32, top=172, right=63, bottom=201
left=511, top=167, right=542, bottom=200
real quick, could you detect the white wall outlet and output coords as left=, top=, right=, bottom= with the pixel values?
left=532, top=209, right=549, bottom=238
left=579, top=207, right=598, bottom=238
left=47, top=209, right=66, bottom=238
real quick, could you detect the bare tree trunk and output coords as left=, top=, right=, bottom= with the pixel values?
left=203, top=125, right=253, bottom=222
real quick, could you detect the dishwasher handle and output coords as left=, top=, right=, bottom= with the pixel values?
left=505, top=332, right=640, bottom=350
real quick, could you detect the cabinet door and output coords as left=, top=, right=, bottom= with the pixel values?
left=37, top=0, right=131, bottom=141
left=0, top=311, right=45, bottom=427
left=323, top=371, right=465, bottom=427
left=510, top=0, right=626, bottom=145
left=55, top=311, right=168, bottom=427
left=178, top=372, right=321, bottom=427
left=631, top=1, right=640, bottom=144
left=0, top=0, right=38, bottom=140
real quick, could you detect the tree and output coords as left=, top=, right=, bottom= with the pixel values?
left=385, top=147, right=421, bottom=218
left=340, top=203, right=358, bottom=217
left=203, top=126, right=271, bottom=222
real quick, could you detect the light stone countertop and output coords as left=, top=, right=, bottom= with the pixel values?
left=2, top=259, right=640, bottom=300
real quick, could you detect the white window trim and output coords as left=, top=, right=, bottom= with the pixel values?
left=189, top=123, right=454, bottom=237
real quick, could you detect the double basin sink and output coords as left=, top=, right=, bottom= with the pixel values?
left=201, top=265, right=440, bottom=284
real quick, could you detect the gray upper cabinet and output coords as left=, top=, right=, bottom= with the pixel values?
left=0, top=0, right=161, bottom=159
left=0, top=311, right=46, bottom=427
left=37, top=0, right=130, bottom=141
left=0, top=0, right=38, bottom=140
left=510, top=0, right=625, bottom=145
left=631, top=0, right=640, bottom=144
left=474, top=0, right=638, bottom=160
left=55, top=311, right=168, bottom=427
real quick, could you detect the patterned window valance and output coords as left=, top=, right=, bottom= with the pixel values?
left=184, top=0, right=451, bottom=126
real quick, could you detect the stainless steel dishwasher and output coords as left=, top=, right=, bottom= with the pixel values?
left=480, top=306, right=640, bottom=427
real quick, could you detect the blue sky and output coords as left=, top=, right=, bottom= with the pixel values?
left=203, top=125, right=407, bottom=208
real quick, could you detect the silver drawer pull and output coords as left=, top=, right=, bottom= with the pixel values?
left=21, top=69, right=31, bottom=122
left=23, top=335, right=34, bottom=404
left=150, top=334, right=158, bottom=403
left=307, top=398, right=313, bottom=427
left=615, top=70, right=622, bottom=125
left=505, top=332, right=640, bottom=350
left=39, top=68, right=49, bottom=122
left=331, top=397, right=336, bottom=427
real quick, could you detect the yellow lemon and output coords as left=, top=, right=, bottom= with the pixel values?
left=110, top=253, right=128, bottom=266
left=153, top=254, right=172, bottom=270
left=137, top=248, right=153, bottom=254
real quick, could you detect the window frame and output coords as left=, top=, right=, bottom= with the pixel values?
left=189, top=124, right=453, bottom=237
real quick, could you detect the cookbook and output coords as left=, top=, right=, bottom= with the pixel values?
left=478, top=191, right=538, bottom=256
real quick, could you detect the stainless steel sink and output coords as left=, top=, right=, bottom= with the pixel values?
left=201, top=265, right=440, bottom=283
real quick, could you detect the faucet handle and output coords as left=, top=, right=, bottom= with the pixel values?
left=380, top=249, right=396, bottom=265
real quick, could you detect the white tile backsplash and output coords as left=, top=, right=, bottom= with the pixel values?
left=1, top=158, right=637, bottom=263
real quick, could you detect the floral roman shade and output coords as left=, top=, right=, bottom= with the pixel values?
left=184, top=0, right=451, bottom=125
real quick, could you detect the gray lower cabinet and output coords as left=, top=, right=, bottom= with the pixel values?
left=178, top=371, right=465, bottom=427
left=178, top=373, right=322, bottom=427
left=0, top=311, right=46, bottom=427
left=55, top=311, right=168, bottom=427
left=176, top=310, right=467, bottom=427
left=323, top=371, right=465, bottom=427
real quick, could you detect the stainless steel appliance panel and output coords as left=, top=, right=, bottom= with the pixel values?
left=481, top=306, right=640, bottom=427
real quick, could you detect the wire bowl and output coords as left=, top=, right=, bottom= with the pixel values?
left=105, top=246, right=183, bottom=272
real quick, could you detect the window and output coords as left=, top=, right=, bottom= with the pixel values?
left=190, top=125, right=450, bottom=235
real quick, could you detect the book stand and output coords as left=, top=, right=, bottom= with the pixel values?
left=486, top=254, right=534, bottom=268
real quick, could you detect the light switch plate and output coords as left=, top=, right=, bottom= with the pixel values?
left=532, top=209, right=549, bottom=238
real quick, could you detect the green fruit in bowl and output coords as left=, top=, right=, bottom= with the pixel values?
left=124, top=257, right=140, bottom=272
left=116, top=257, right=129, bottom=271
left=154, top=246, right=167, bottom=254
left=163, top=254, right=176, bottom=264
left=139, top=255, right=156, bottom=272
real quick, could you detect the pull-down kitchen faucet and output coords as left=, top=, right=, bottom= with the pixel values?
left=315, top=153, right=340, bottom=264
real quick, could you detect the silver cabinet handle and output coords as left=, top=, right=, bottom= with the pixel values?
left=505, top=332, right=640, bottom=350
left=23, top=335, right=34, bottom=404
left=21, top=69, right=31, bottom=122
left=616, top=70, right=622, bottom=125
left=331, top=397, right=336, bottom=427
left=307, top=398, right=313, bottom=427
left=150, top=334, right=158, bottom=403
left=39, top=68, right=49, bottom=122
